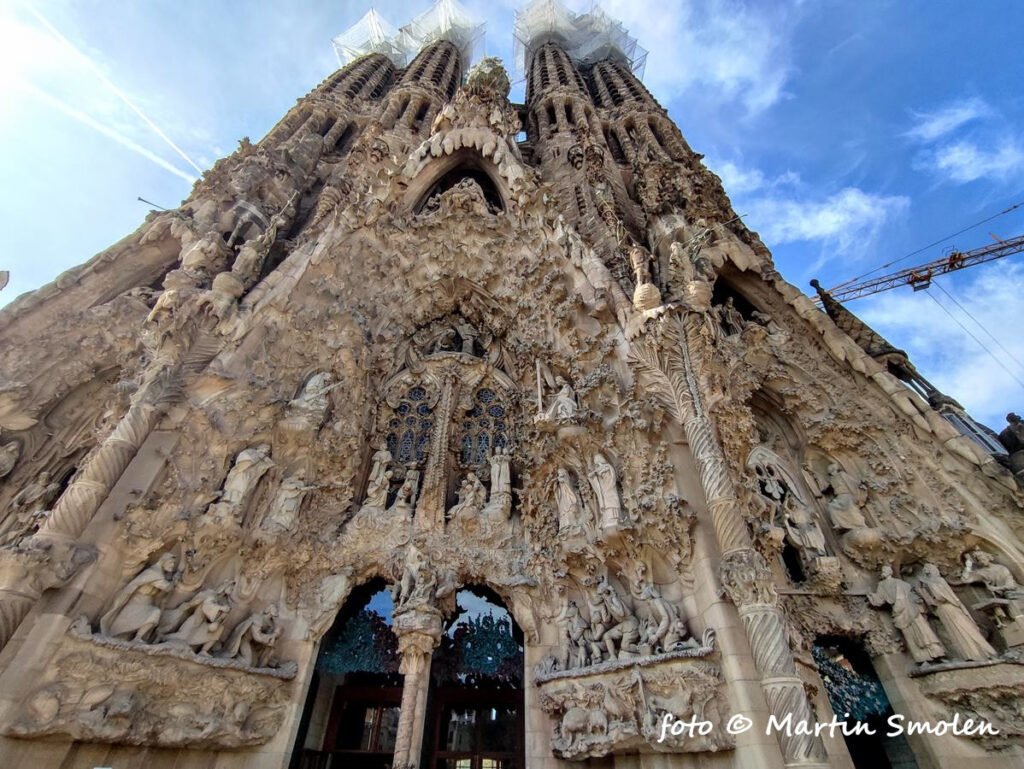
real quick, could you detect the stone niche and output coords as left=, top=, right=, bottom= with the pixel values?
left=535, top=642, right=733, bottom=760
left=3, top=629, right=294, bottom=748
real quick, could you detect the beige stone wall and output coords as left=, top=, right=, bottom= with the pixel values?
left=0, top=41, right=1021, bottom=769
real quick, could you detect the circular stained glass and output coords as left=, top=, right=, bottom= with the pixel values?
left=409, top=387, right=426, bottom=401
left=417, top=404, right=432, bottom=415
left=477, top=389, right=495, bottom=403
left=487, top=405, right=505, bottom=418
left=389, top=418, right=400, bottom=428
left=479, top=419, right=490, bottom=429
left=397, top=403, right=410, bottom=415
left=406, top=416, right=417, bottom=425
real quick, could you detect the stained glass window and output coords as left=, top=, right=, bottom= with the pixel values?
left=385, top=386, right=434, bottom=464
left=457, top=388, right=509, bottom=468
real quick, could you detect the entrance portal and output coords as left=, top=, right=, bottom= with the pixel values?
left=292, top=583, right=524, bottom=769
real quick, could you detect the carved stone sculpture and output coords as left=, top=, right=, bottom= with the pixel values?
left=962, top=550, right=1024, bottom=616
left=540, top=376, right=578, bottom=422
left=715, top=297, right=745, bottom=337
left=556, top=468, right=584, bottom=534
left=781, top=498, right=827, bottom=558
left=1000, top=413, right=1024, bottom=480
left=364, top=469, right=393, bottom=510
left=99, top=553, right=179, bottom=643
left=447, top=472, right=486, bottom=521
left=868, top=565, right=946, bottom=663
left=221, top=604, right=281, bottom=668
left=0, top=470, right=60, bottom=546
left=822, top=461, right=869, bottom=530
left=161, top=580, right=233, bottom=654
left=261, top=472, right=316, bottom=534
left=589, top=454, right=622, bottom=530
left=284, top=372, right=335, bottom=429
left=208, top=444, right=274, bottom=522
left=917, top=563, right=997, bottom=661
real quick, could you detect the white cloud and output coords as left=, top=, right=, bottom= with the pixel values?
left=599, top=0, right=799, bottom=114
left=904, top=97, right=991, bottom=143
left=928, top=139, right=1024, bottom=184
left=745, top=187, right=910, bottom=256
left=712, top=160, right=800, bottom=195
left=859, top=261, right=1024, bottom=429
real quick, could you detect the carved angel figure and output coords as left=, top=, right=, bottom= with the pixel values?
left=99, top=553, right=179, bottom=643
left=822, top=462, right=869, bottom=530
left=222, top=604, right=280, bottom=668
left=542, top=376, right=578, bottom=422
left=868, top=565, right=945, bottom=664
left=285, top=372, right=335, bottom=428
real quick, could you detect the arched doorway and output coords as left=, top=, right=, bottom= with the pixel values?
left=424, top=586, right=524, bottom=769
left=293, top=579, right=401, bottom=769
left=292, top=583, right=525, bottom=769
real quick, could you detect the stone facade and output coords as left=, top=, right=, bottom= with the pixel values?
left=0, top=20, right=1023, bottom=769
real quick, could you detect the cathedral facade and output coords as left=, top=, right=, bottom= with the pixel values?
left=1, top=6, right=1023, bottom=769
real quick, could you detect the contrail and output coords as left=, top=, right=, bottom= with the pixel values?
left=16, top=79, right=197, bottom=184
left=22, top=3, right=206, bottom=176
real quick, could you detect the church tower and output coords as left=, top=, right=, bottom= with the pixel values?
left=1, top=2, right=1022, bottom=768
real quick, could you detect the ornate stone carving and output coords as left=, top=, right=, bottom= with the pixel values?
left=537, top=655, right=731, bottom=759
left=917, top=563, right=997, bottom=661
left=868, top=565, right=946, bottom=663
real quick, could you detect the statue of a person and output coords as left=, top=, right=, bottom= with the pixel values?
left=556, top=597, right=588, bottom=669
left=1000, top=413, right=1024, bottom=477
left=961, top=550, right=1024, bottom=618
left=716, top=297, right=745, bottom=337
left=389, top=470, right=419, bottom=516
left=162, top=580, right=233, bottom=654
left=222, top=604, right=280, bottom=668
left=211, top=444, right=274, bottom=521
left=782, top=498, right=827, bottom=557
left=99, top=553, right=179, bottom=642
left=368, top=446, right=392, bottom=491
left=364, top=469, right=393, bottom=510
left=447, top=473, right=486, bottom=520
left=555, top=469, right=583, bottom=533
left=868, top=565, right=946, bottom=663
left=916, top=563, right=996, bottom=661
left=285, top=372, right=335, bottom=428
left=822, top=462, right=869, bottom=530
left=543, top=376, right=578, bottom=422
left=629, top=577, right=695, bottom=654
left=262, top=472, right=317, bottom=534
left=393, top=547, right=437, bottom=612
left=597, top=579, right=640, bottom=659
left=588, top=454, right=622, bottom=529
left=488, top=446, right=511, bottom=502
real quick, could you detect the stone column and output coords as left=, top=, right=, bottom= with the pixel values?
left=391, top=606, right=442, bottom=769
left=630, top=293, right=827, bottom=767
left=415, top=370, right=459, bottom=529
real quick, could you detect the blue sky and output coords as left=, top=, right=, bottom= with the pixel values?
left=2, top=0, right=1023, bottom=430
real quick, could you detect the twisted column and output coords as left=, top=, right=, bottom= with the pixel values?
left=630, top=295, right=826, bottom=766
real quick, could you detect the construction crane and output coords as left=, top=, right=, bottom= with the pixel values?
left=821, top=233, right=1024, bottom=303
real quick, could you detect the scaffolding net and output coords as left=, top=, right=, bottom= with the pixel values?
left=332, top=0, right=485, bottom=70
left=513, top=0, right=647, bottom=79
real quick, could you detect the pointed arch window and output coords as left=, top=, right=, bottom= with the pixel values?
left=386, top=386, right=435, bottom=464
left=458, top=387, right=509, bottom=469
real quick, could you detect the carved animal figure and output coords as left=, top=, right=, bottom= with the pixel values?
left=561, top=705, right=607, bottom=748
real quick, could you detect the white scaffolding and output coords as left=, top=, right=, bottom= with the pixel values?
left=332, top=0, right=485, bottom=70
left=513, top=0, right=647, bottom=79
